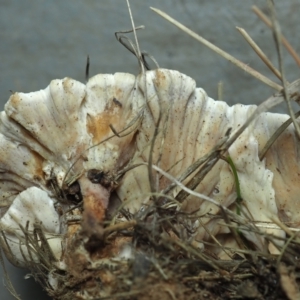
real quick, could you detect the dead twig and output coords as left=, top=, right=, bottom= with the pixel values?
left=150, top=7, right=283, bottom=91
left=236, top=26, right=282, bottom=80
left=267, top=0, right=300, bottom=140
left=252, top=5, right=300, bottom=67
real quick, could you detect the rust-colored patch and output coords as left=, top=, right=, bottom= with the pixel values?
left=86, top=110, right=121, bottom=144
left=115, top=88, right=124, bottom=101
left=7, top=93, right=22, bottom=110
left=82, top=194, right=106, bottom=236
left=154, top=69, right=167, bottom=88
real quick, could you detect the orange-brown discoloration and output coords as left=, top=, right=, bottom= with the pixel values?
left=86, top=109, right=121, bottom=144
left=115, top=88, right=124, bottom=101
left=8, top=93, right=22, bottom=109
left=30, top=151, right=45, bottom=181
left=82, top=194, right=106, bottom=237
left=154, top=69, right=167, bottom=88
left=79, top=176, right=110, bottom=239
left=62, top=77, right=76, bottom=92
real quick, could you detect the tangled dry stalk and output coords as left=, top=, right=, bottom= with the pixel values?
left=1, top=1, right=300, bottom=300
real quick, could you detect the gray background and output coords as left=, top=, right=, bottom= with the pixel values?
left=0, top=0, right=300, bottom=299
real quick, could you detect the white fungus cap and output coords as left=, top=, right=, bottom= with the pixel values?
left=0, top=68, right=299, bottom=270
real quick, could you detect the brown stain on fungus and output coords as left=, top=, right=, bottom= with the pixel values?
left=86, top=110, right=121, bottom=144
left=82, top=193, right=107, bottom=238
left=154, top=69, right=167, bottom=88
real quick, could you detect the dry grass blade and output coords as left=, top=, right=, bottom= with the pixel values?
left=267, top=0, right=300, bottom=140
left=147, top=163, right=223, bottom=209
left=3, top=3, right=300, bottom=300
left=275, top=221, right=300, bottom=237
left=162, top=128, right=230, bottom=196
left=182, top=273, right=253, bottom=282
left=198, top=218, right=232, bottom=259
left=175, top=156, right=219, bottom=203
left=160, top=233, right=221, bottom=271
left=126, top=0, right=144, bottom=73
left=222, top=78, right=300, bottom=152
left=259, top=110, right=300, bottom=160
left=236, top=26, right=282, bottom=80
left=252, top=5, right=300, bottom=67
left=276, top=231, right=298, bottom=266
left=150, top=7, right=283, bottom=91
left=103, top=220, right=137, bottom=238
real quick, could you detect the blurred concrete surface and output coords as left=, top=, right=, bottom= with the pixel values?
left=0, top=0, right=300, bottom=299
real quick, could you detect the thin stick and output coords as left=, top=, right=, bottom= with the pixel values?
left=183, top=273, right=253, bottom=282
left=198, top=218, right=232, bottom=259
left=126, top=0, right=144, bottom=73
left=252, top=5, right=300, bottom=67
left=150, top=7, right=282, bottom=91
left=268, top=0, right=300, bottom=140
left=147, top=163, right=226, bottom=209
left=103, top=220, right=137, bottom=237
left=222, top=78, right=300, bottom=153
left=162, top=129, right=230, bottom=197
left=259, top=110, right=300, bottom=160
left=236, top=27, right=282, bottom=80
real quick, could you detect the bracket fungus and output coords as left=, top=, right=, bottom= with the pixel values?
left=0, top=68, right=300, bottom=298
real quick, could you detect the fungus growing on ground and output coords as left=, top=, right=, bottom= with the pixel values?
left=0, top=68, right=300, bottom=298
left=2, top=1, right=300, bottom=298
